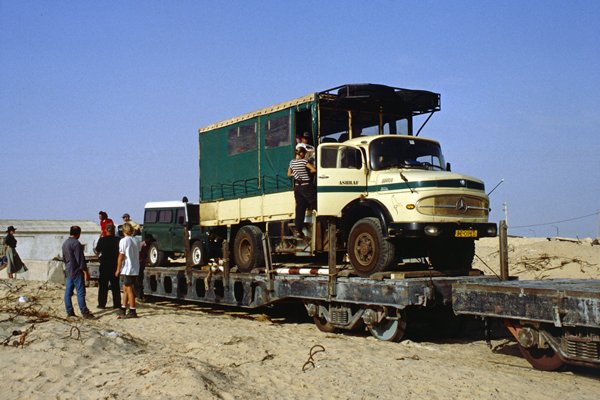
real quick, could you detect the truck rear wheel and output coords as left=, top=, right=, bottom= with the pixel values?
left=347, top=217, right=395, bottom=277
left=233, top=225, right=265, bottom=272
left=429, top=239, right=475, bottom=272
left=148, top=242, right=167, bottom=267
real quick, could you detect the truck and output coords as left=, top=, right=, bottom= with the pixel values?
left=191, top=83, right=496, bottom=277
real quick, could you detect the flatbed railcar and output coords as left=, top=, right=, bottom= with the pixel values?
left=453, top=278, right=600, bottom=371
left=143, top=262, right=499, bottom=342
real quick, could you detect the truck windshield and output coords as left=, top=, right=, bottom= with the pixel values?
left=369, top=137, right=446, bottom=171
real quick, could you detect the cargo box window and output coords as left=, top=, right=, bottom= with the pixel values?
left=264, top=115, right=291, bottom=148
left=228, top=123, right=257, bottom=155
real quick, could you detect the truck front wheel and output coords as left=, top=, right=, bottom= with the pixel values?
left=347, top=217, right=395, bottom=277
left=233, top=225, right=265, bottom=272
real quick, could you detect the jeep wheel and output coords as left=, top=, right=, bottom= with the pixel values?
left=347, top=217, right=395, bottom=277
left=233, top=225, right=265, bottom=272
left=148, top=242, right=167, bottom=267
left=190, top=242, right=204, bottom=266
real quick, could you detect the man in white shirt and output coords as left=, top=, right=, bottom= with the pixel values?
left=115, top=222, right=141, bottom=318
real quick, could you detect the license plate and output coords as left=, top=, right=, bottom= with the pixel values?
left=455, top=229, right=477, bottom=238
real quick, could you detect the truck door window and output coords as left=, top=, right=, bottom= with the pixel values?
left=340, top=147, right=362, bottom=169
left=320, top=147, right=337, bottom=168
left=320, top=145, right=362, bottom=169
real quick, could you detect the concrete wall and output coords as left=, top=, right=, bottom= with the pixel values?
left=1, top=259, right=64, bottom=283
left=14, top=232, right=99, bottom=260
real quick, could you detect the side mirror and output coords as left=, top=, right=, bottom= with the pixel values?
left=446, top=162, right=451, bottom=172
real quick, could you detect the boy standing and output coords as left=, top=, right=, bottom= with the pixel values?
left=115, top=223, right=140, bottom=318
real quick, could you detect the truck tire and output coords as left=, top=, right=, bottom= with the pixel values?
left=429, top=239, right=475, bottom=272
left=148, top=242, right=167, bottom=267
left=347, top=217, right=395, bottom=277
left=190, top=242, right=204, bottom=266
left=233, top=225, right=265, bottom=272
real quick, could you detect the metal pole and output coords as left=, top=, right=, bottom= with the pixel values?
left=262, top=233, right=274, bottom=293
left=499, top=220, right=509, bottom=280
left=328, top=220, right=337, bottom=299
left=222, top=240, right=230, bottom=290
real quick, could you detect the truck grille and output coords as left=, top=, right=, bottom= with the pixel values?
left=417, top=195, right=489, bottom=217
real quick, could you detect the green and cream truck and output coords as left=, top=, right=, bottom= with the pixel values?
left=191, top=83, right=496, bottom=277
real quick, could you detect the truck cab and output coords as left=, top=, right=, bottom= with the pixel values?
left=142, top=200, right=205, bottom=267
left=317, top=135, right=496, bottom=275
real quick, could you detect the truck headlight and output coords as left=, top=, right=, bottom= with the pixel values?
left=424, top=225, right=441, bottom=236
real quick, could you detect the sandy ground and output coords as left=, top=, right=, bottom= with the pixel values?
left=1, top=237, right=599, bottom=400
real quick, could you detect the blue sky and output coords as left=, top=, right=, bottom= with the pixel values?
left=1, top=1, right=599, bottom=238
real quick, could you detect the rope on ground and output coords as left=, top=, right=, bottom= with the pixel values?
left=302, top=344, right=325, bottom=372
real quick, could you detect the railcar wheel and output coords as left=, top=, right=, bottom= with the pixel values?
left=313, top=316, right=339, bottom=333
left=233, top=225, right=265, bottom=272
left=347, top=217, right=395, bottom=277
left=148, top=242, right=167, bottom=267
left=518, top=344, right=565, bottom=371
left=367, top=309, right=406, bottom=342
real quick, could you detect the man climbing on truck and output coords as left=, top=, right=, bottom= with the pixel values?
left=288, top=146, right=317, bottom=239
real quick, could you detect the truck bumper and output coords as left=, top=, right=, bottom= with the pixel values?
left=387, top=222, right=497, bottom=239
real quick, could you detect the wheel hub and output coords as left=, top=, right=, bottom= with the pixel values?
left=356, top=233, right=374, bottom=263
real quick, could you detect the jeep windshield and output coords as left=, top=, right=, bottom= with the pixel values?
left=369, top=136, right=446, bottom=171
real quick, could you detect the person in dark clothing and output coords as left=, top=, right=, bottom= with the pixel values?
left=62, top=225, right=94, bottom=319
left=4, top=226, right=27, bottom=278
left=135, top=236, right=151, bottom=302
left=287, top=147, right=317, bottom=238
left=94, top=223, right=122, bottom=309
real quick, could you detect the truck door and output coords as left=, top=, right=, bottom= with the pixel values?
left=317, top=143, right=367, bottom=216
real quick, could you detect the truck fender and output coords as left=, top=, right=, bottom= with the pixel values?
left=341, top=198, right=393, bottom=239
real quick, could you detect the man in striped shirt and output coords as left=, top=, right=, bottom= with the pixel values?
left=287, top=147, right=317, bottom=239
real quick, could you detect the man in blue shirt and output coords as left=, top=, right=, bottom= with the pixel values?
left=62, top=226, right=94, bottom=319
